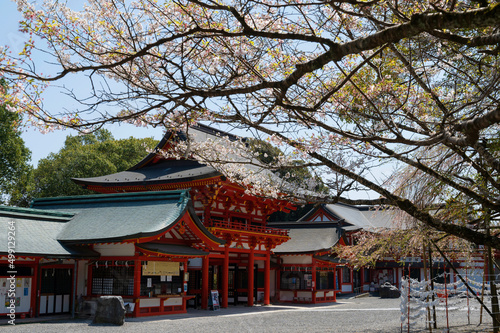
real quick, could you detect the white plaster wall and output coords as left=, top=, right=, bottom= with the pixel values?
left=93, top=243, right=135, bottom=256
left=164, top=298, right=183, bottom=306
left=229, top=243, right=251, bottom=250
left=140, top=298, right=160, bottom=307
left=0, top=256, right=35, bottom=262
left=280, top=290, right=294, bottom=301
left=76, top=260, right=88, bottom=297
left=342, top=284, right=352, bottom=293
left=188, top=258, right=203, bottom=269
left=281, top=255, right=312, bottom=265
left=194, top=201, right=204, bottom=209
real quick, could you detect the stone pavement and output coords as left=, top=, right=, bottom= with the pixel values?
left=1, top=295, right=496, bottom=332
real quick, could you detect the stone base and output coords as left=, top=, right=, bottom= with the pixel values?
left=379, top=283, right=401, bottom=298
left=92, top=296, right=126, bottom=326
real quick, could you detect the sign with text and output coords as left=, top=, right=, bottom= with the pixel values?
left=209, top=290, right=220, bottom=311
left=142, top=261, right=180, bottom=276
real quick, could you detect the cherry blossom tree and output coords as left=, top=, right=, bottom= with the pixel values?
left=1, top=0, right=500, bottom=248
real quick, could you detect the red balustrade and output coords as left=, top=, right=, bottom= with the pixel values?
left=206, top=219, right=289, bottom=237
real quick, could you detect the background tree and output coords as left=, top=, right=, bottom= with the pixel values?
left=10, top=129, right=157, bottom=206
left=0, top=79, right=31, bottom=204
left=247, top=138, right=320, bottom=221
left=1, top=1, right=500, bottom=248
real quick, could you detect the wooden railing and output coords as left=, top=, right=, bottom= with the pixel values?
left=206, top=219, right=289, bottom=237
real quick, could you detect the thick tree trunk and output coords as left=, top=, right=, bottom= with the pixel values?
left=486, top=210, right=500, bottom=333
left=422, top=242, right=433, bottom=332
left=428, top=244, right=437, bottom=329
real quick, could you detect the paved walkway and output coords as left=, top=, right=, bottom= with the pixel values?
left=1, top=295, right=496, bottom=332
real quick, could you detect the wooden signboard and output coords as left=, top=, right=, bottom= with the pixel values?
left=142, top=261, right=180, bottom=276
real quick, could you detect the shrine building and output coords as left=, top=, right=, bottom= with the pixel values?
left=2, top=124, right=478, bottom=319
left=1, top=125, right=344, bottom=318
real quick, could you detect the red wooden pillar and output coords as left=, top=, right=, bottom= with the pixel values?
left=183, top=260, right=188, bottom=294
left=133, top=259, right=141, bottom=317
left=264, top=250, right=270, bottom=305
left=222, top=245, right=229, bottom=308
left=248, top=247, right=255, bottom=307
left=350, top=267, right=354, bottom=292
left=312, top=259, right=317, bottom=304
left=87, top=262, right=93, bottom=297
left=31, top=258, right=39, bottom=317
left=133, top=260, right=141, bottom=297
left=72, top=260, right=78, bottom=318
left=333, top=267, right=337, bottom=302
left=202, top=255, right=210, bottom=310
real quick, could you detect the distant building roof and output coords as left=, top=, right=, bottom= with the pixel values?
left=0, top=207, right=97, bottom=258
left=72, top=159, right=222, bottom=189
left=323, top=203, right=398, bottom=231
left=272, top=225, right=342, bottom=254
left=70, top=124, right=312, bottom=202
left=72, top=125, right=233, bottom=191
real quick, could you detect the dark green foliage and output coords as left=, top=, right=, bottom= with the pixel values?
left=0, top=80, right=31, bottom=204
left=247, top=138, right=325, bottom=221
left=10, top=129, right=157, bottom=206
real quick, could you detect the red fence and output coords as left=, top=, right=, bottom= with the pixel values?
left=206, top=219, right=289, bottom=237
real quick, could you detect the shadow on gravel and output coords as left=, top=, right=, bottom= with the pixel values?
left=0, top=302, right=352, bottom=327
left=125, top=302, right=352, bottom=323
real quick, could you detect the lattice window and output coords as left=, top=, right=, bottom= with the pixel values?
left=316, top=271, right=334, bottom=290
left=342, top=267, right=351, bottom=283
left=91, top=261, right=135, bottom=296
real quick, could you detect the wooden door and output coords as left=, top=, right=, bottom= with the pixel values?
left=39, top=268, right=72, bottom=315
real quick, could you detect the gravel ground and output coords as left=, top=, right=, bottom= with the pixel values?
left=1, top=295, right=496, bottom=332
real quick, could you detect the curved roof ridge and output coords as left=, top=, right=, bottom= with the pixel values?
left=31, top=190, right=189, bottom=208
left=0, top=205, right=74, bottom=220
left=129, top=124, right=243, bottom=171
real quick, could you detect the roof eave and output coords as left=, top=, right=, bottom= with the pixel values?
left=71, top=172, right=224, bottom=189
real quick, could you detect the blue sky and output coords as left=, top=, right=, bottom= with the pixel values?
left=0, top=1, right=383, bottom=200
left=1, top=1, right=165, bottom=166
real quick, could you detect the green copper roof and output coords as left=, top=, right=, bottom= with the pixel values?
left=0, top=206, right=96, bottom=258
left=31, top=190, right=191, bottom=244
left=0, top=206, right=74, bottom=221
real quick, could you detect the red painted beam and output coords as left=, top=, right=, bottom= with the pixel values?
left=201, top=256, right=209, bottom=310
left=264, top=250, right=270, bottom=305
left=248, top=247, right=255, bottom=307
